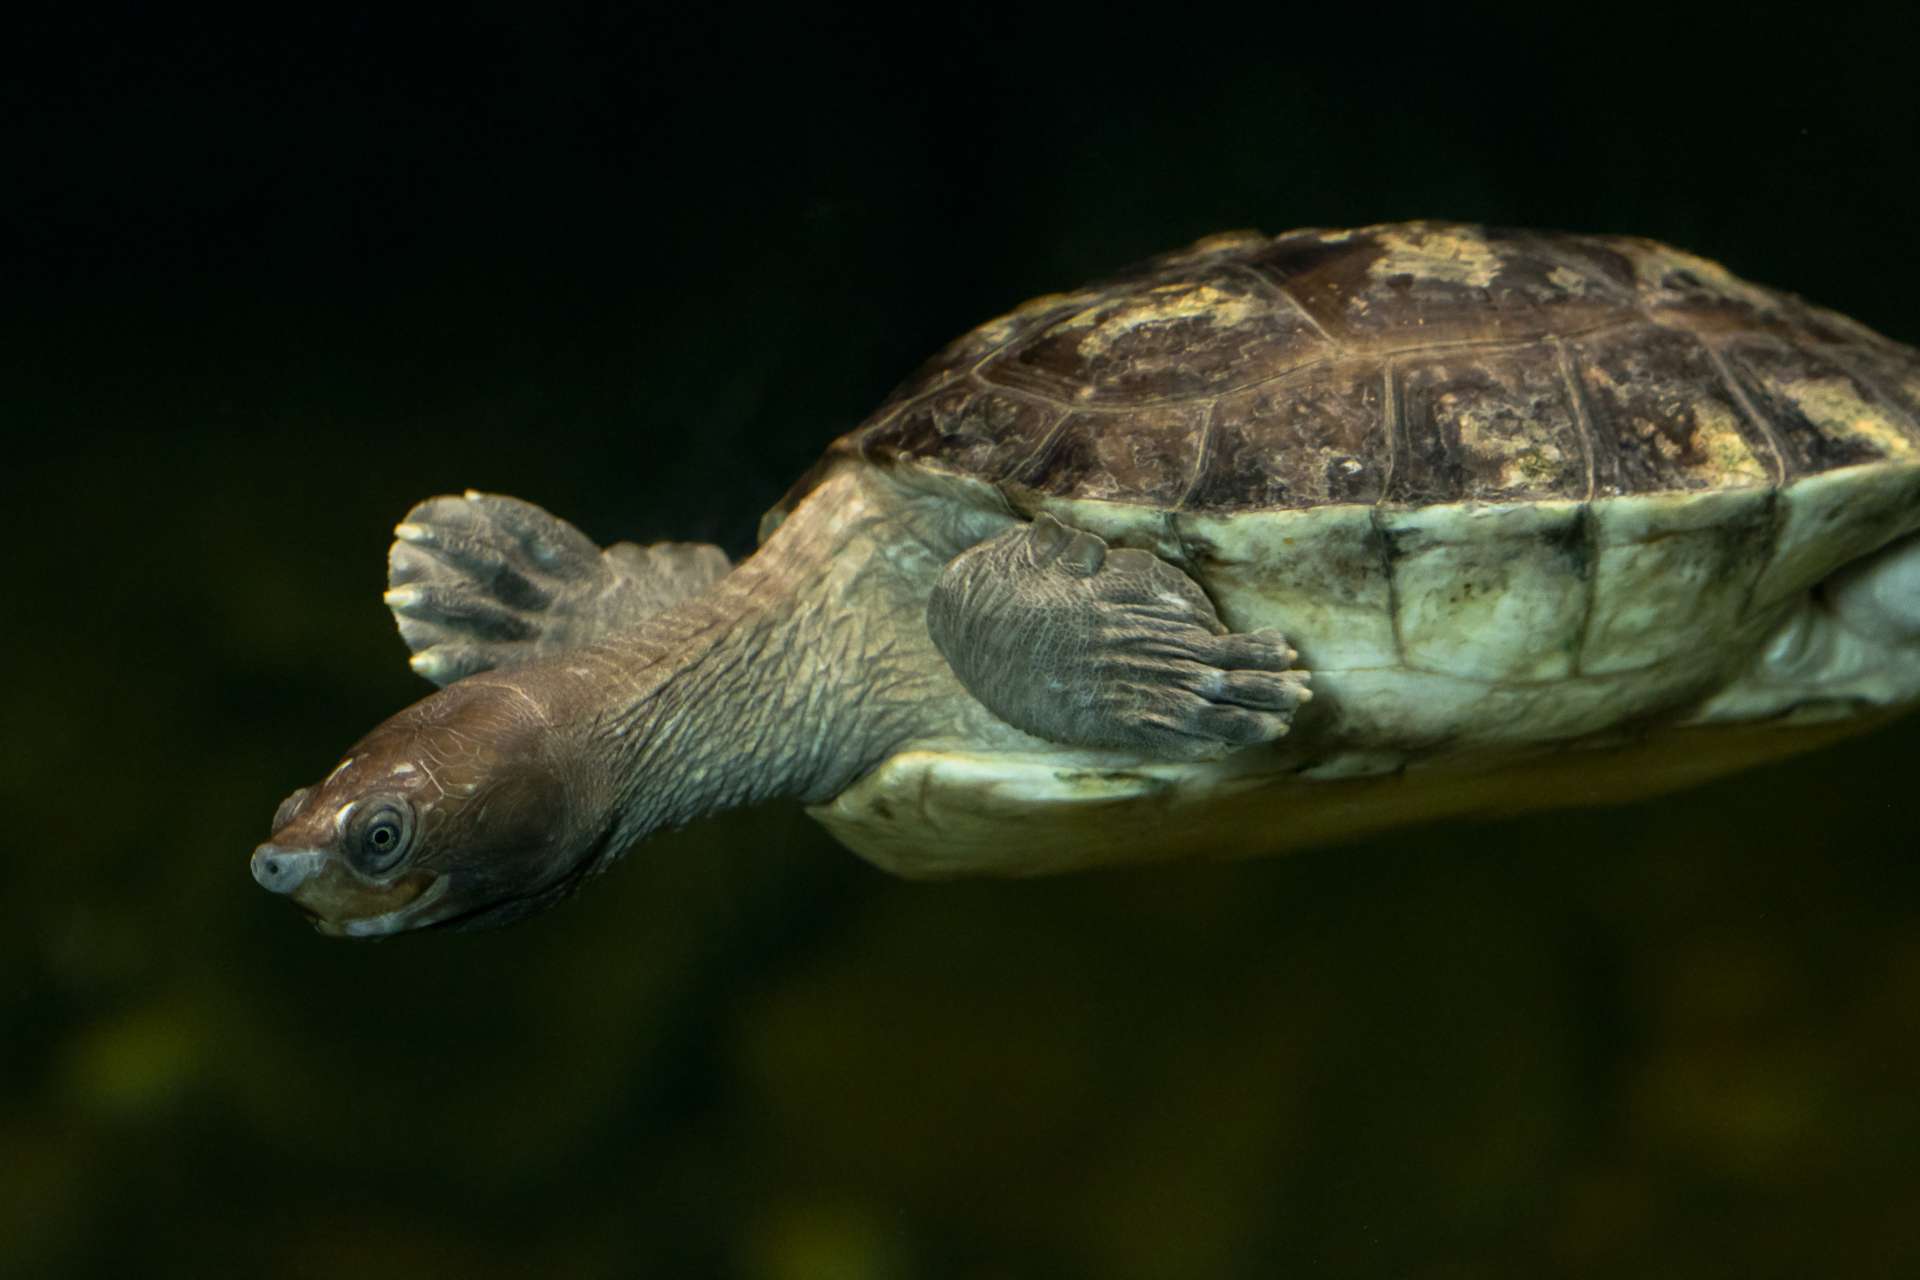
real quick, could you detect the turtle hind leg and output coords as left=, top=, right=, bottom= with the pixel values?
left=927, top=514, right=1311, bottom=759
left=385, top=491, right=731, bottom=686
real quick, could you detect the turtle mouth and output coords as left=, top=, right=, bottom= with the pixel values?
left=258, top=851, right=453, bottom=939
left=318, top=874, right=456, bottom=938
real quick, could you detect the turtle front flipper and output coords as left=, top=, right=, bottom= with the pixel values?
left=927, top=514, right=1311, bottom=759
left=385, top=491, right=730, bottom=686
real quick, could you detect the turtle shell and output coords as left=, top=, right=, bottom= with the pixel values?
left=781, top=224, right=1920, bottom=876
left=780, top=221, right=1920, bottom=515
left=782, top=223, right=1920, bottom=710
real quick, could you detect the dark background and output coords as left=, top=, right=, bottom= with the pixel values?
left=6, top=4, right=1920, bottom=1276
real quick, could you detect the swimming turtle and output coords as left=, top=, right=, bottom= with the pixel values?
left=252, top=221, right=1920, bottom=936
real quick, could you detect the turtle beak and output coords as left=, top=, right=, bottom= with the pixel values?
left=249, top=841, right=450, bottom=938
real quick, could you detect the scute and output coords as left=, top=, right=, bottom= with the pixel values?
left=1392, top=348, right=1588, bottom=504
left=866, top=385, right=1066, bottom=485
left=1378, top=500, right=1590, bottom=683
left=1187, top=363, right=1386, bottom=508
left=1719, top=334, right=1920, bottom=473
left=980, top=269, right=1335, bottom=404
left=1581, top=487, right=1775, bottom=675
left=1572, top=325, right=1776, bottom=494
left=770, top=221, right=1920, bottom=526
left=1247, top=223, right=1629, bottom=347
left=1012, top=404, right=1207, bottom=506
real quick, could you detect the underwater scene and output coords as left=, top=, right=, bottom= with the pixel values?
left=8, top=7, right=1919, bottom=1276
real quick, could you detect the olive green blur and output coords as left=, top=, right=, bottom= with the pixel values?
left=8, top=5, right=1920, bottom=1276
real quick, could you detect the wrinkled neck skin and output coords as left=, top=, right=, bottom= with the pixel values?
left=510, top=465, right=1010, bottom=870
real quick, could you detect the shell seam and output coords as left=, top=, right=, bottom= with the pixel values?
left=1569, top=502, right=1599, bottom=678
left=1736, top=485, right=1786, bottom=626
left=1173, top=399, right=1222, bottom=513
left=1527, top=235, right=1644, bottom=304
left=1377, top=357, right=1403, bottom=505
left=1698, top=337, right=1791, bottom=486
left=1229, top=262, right=1343, bottom=351
left=1164, top=400, right=1218, bottom=573
left=1551, top=336, right=1599, bottom=503
left=979, top=375, right=1075, bottom=495
left=1368, top=503, right=1408, bottom=667
left=971, top=322, right=1641, bottom=413
left=1805, top=341, right=1920, bottom=453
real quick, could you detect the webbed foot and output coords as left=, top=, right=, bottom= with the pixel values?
left=385, top=491, right=730, bottom=685
left=928, top=514, right=1311, bottom=758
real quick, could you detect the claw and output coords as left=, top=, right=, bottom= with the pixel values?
left=1026, top=513, right=1073, bottom=563
left=393, top=522, right=431, bottom=544
left=525, top=538, right=571, bottom=571
left=387, top=542, right=432, bottom=584
left=1059, top=530, right=1106, bottom=577
left=401, top=528, right=519, bottom=584
left=387, top=584, right=535, bottom=638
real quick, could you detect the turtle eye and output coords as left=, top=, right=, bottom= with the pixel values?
left=271, top=787, right=311, bottom=832
left=346, top=798, right=416, bottom=876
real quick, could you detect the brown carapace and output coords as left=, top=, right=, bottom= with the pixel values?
left=777, top=222, right=1920, bottom=520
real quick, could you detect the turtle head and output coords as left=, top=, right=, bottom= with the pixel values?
left=250, top=678, right=609, bottom=937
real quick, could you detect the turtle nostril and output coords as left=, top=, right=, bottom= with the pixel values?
left=252, top=845, right=318, bottom=894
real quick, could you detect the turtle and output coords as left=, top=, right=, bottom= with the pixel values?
left=251, top=221, right=1920, bottom=936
